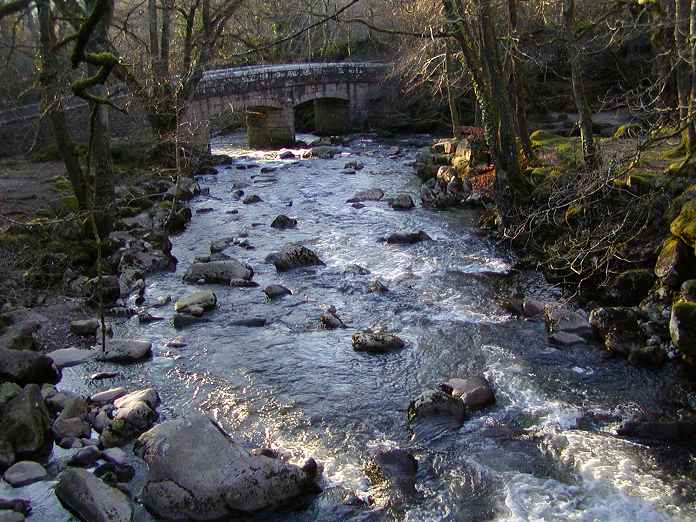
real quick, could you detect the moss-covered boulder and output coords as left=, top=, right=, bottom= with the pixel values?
left=655, top=236, right=695, bottom=288
left=681, top=279, right=696, bottom=302
left=671, top=199, right=696, bottom=252
left=670, top=301, right=696, bottom=361
left=607, top=269, right=655, bottom=305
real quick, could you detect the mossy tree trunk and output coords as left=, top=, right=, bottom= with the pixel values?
left=445, top=43, right=461, bottom=138
left=36, top=0, right=89, bottom=210
left=687, top=0, right=696, bottom=152
left=507, top=0, right=534, bottom=162
left=562, top=0, right=598, bottom=170
left=676, top=0, right=693, bottom=149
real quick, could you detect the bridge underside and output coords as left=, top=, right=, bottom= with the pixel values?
left=186, top=80, right=375, bottom=149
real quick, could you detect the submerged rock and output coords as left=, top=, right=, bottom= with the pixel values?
left=183, top=260, right=254, bottom=284
left=266, top=243, right=324, bottom=272
left=134, top=414, right=320, bottom=520
left=320, top=308, right=346, bottom=330
left=346, top=189, right=384, bottom=203
left=264, top=285, right=292, bottom=300
left=352, top=332, right=405, bottom=353
left=364, top=448, right=417, bottom=498
left=242, top=194, right=263, bottom=204
left=389, top=194, right=415, bottom=211
left=384, top=231, right=432, bottom=245
left=270, top=215, right=298, bottom=230
left=3, top=461, right=47, bottom=487
left=618, top=415, right=696, bottom=442
left=55, top=468, right=133, bottom=522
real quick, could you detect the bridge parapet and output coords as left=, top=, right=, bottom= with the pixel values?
left=195, top=62, right=388, bottom=100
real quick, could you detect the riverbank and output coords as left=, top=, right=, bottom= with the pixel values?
left=1, top=132, right=696, bottom=521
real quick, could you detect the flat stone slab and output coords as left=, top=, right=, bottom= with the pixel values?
left=3, top=461, right=48, bottom=487
left=91, top=387, right=128, bottom=405
left=94, top=340, right=152, bottom=363
left=48, top=348, right=95, bottom=369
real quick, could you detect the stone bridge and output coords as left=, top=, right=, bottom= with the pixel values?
left=0, top=62, right=388, bottom=156
left=188, top=62, right=389, bottom=148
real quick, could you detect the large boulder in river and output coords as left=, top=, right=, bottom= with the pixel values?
left=655, top=236, right=696, bottom=288
left=389, top=194, right=415, bottom=211
left=352, top=332, right=405, bottom=353
left=364, top=449, right=417, bottom=498
left=266, top=243, right=324, bottom=272
left=270, top=215, right=298, bottom=230
left=407, top=390, right=466, bottom=424
left=440, top=376, right=494, bottom=410
left=134, top=414, right=320, bottom=520
left=0, top=384, right=51, bottom=465
left=55, top=468, right=133, bottom=522
left=183, top=260, right=253, bottom=284
left=0, top=348, right=60, bottom=385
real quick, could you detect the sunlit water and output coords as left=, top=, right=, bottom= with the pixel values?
left=7, top=132, right=696, bottom=521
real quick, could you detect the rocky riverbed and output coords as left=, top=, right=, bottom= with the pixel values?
left=1, top=133, right=696, bottom=521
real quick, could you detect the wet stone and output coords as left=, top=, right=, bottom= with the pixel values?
left=270, top=215, right=298, bottom=230
left=3, top=461, right=48, bottom=487
left=264, top=285, right=292, bottom=300
left=352, top=332, right=405, bottom=353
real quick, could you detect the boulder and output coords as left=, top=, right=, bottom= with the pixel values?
left=549, top=332, right=587, bottom=347
left=55, top=468, right=133, bottom=522
left=266, top=244, right=324, bottom=272
left=407, top=390, right=466, bottom=424
left=607, top=269, right=655, bottom=305
left=166, top=177, right=200, bottom=201
left=346, top=189, right=384, bottom=203
left=0, top=383, right=20, bottom=408
left=270, top=215, right=298, bottom=230
left=3, top=461, right=47, bottom=487
left=53, top=415, right=91, bottom=441
left=670, top=301, right=696, bottom=360
left=0, top=348, right=60, bottom=385
left=68, top=446, right=102, bottom=468
left=618, top=415, right=696, bottom=442
left=94, top=340, right=152, bottom=363
left=69, top=319, right=100, bottom=337
left=384, top=231, right=431, bottom=245
left=101, top=448, right=128, bottom=466
left=183, top=260, right=253, bottom=284
left=320, top=308, right=346, bottom=330
left=94, top=462, right=135, bottom=484
left=91, top=387, right=128, bottom=405
left=134, top=414, right=319, bottom=520
left=681, top=279, right=696, bottom=301
left=655, top=236, right=695, bottom=288
left=174, top=291, right=217, bottom=314
left=0, top=320, right=40, bottom=352
left=48, top=348, right=94, bottom=369
left=352, top=332, right=405, bottom=353
left=100, top=389, right=160, bottom=448
left=264, top=285, right=292, bottom=300
left=0, top=384, right=51, bottom=461
left=242, top=194, right=262, bottom=204
left=389, top=194, right=415, bottom=211
left=440, top=376, right=494, bottom=410
left=544, top=306, right=593, bottom=339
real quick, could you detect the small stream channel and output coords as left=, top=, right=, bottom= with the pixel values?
left=6, top=132, right=696, bottom=521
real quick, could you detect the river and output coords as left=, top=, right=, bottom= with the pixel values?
left=8, top=132, right=696, bottom=521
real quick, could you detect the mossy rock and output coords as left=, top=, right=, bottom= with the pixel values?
left=670, top=199, right=696, bottom=251
left=555, top=142, right=582, bottom=170
left=655, top=236, right=696, bottom=288
left=530, top=130, right=565, bottom=147
left=681, top=279, right=696, bottom=301
left=670, top=300, right=696, bottom=360
left=607, top=269, right=656, bottom=305
left=625, top=171, right=663, bottom=195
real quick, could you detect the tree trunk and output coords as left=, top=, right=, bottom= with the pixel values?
left=36, top=0, right=89, bottom=209
left=478, top=0, right=523, bottom=203
left=687, top=0, right=696, bottom=151
left=507, top=0, right=534, bottom=161
left=148, top=0, right=160, bottom=73
left=86, top=0, right=115, bottom=236
left=445, top=44, right=461, bottom=138
left=562, top=0, right=598, bottom=170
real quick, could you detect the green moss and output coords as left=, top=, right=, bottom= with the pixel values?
left=530, top=130, right=566, bottom=147
left=612, top=123, right=642, bottom=140
left=670, top=199, right=696, bottom=249
left=555, top=142, right=582, bottom=170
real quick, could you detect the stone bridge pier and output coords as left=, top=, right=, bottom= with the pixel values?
left=187, top=63, right=386, bottom=149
